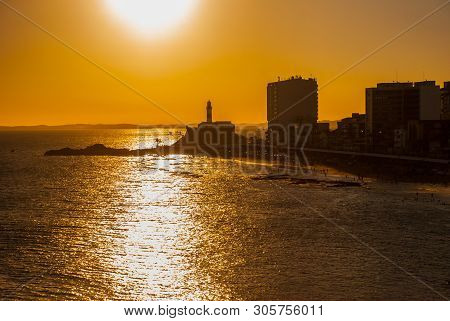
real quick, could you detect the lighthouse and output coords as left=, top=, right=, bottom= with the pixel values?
left=183, top=100, right=237, bottom=150
left=206, top=100, right=213, bottom=123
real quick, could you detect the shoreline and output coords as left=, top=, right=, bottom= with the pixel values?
left=44, top=143, right=450, bottom=184
left=303, top=150, right=450, bottom=184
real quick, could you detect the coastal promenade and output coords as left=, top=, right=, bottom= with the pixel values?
left=303, top=148, right=450, bottom=164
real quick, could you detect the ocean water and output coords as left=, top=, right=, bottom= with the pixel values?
left=0, top=129, right=449, bottom=301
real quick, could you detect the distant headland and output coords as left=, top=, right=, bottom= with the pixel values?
left=44, top=101, right=251, bottom=157
left=0, top=124, right=187, bottom=131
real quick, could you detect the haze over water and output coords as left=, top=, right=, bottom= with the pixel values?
left=0, top=129, right=449, bottom=300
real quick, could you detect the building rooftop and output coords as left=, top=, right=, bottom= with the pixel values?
left=376, top=82, right=413, bottom=89
left=374, top=81, right=439, bottom=89
left=414, top=81, right=437, bottom=87
left=268, top=76, right=317, bottom=86
left=198, top=121, right=234, bottom=128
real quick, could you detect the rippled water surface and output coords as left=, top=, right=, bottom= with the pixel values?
left=0, top=130, right=449, bottom=300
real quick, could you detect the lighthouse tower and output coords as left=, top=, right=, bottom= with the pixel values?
left=206, top=100, right=213, bottom=123
left=193, top=100, right=236, bottom=149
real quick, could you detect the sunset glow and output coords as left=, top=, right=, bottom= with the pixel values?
left=104, top=0, right=198, bottom=36
left=1, top=0, right=450, bottom=310
left=0, top=0, right=448, bottom=126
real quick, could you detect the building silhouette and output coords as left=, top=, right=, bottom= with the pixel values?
left=407, top=120, right=450, bottom=158
left=262, top=77, right=449, bottom=158
left=366, top=81, right=441, bottom=153
left=206, top=100, right=213, bottom=123
left=442, top=82, right=450, bottom=120
left=195, top=100, right=236, bottom=146
left=174, top=100, right=246, bottom=157
left=329, top=113, right=366, bottom=152
left=267, top=76, right=318, bottom=146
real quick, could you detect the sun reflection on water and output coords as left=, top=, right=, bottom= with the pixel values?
left=2, top=130, right=449, bottom=300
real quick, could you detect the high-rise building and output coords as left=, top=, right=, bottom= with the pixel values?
left=366, top=81, right=441, bottom=152
left=267, top=77, right=318, bottom=146
left=267, top=77, right=318, bottom=127
left=441, top=82, right=450, bottom=120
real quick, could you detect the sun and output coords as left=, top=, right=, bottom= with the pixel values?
left=105, top=0, right=198, bottom=37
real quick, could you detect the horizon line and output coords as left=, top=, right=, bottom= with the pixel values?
left=0, top=120, right=340, bottom=129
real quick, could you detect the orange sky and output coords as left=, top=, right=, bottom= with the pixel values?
left=1, top=0, right=449, bottom=126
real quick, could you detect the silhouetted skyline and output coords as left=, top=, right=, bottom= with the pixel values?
left=1, top=0, right=449, bottom=125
